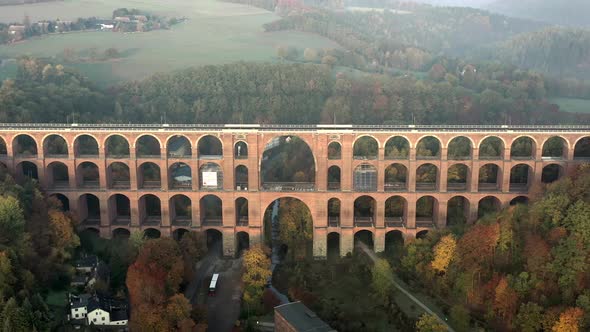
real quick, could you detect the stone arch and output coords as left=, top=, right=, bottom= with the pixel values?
left=138, top=162, right=161, bottom=189
left=385, top=163, right=407, bottom=191
left=105, top=134, right=130, bottom=158
left=261, top=197, right=314, bottom=253
left=447, top=196, right=470, bottom=226
left=236, top=197, right=249, bottom=226
left=416, top=163, right=438, bottom=191
left=416, top=136, right=441, bottom=159
left=235, top=165, right=248, bottom=190
left=385, top=230, right=404, bottom=255
left=200, top=195, right=222, bottom=226
left=447, top=163, right=469, bottom=192
left=354, top=163, right=377, bottom=191
left=136, top=134, right=161, bottom=158
left=43, top=134, right=68, bottom=157
left=416, top=230, right=429, bottom=239
left=353, top=135, right=379, bottom=160
left=327, top=232, right=340, bottom=259
left=13, top=134, right=38, bottom=157
left=447, top=136, right=472, bottom=160
left=77, top=162, right=100, bottom=188
left=205, top=229, right=223, bottom=253
left=354, top=230, right=374, bottom=252
left=478, top=196, right=501, bottom=218
left=169, top=162, right=192, bottom=189
left=260, top=135, right=316, bottom=191
left=47, top=161, right=69, bottom=188
left=173, top=228, right=190, bottom=241
left=542, top=136, right=568, bottom=159
left=416, top=195, right=438, bottom=226
left=109, top=194, right=131, bottom=225
left=235, top=141, right=248, bottom=159
left=112, top=228, right=131, bottom=239
left=170, top=194, right=192, bottom=225
left=542, top=164, right=564, bottom=183
left=236, top=231, right=250, bottom=256
left=144, top=228, right=161, bottom=239
left=510, top=136, right=536, bottom=159
left=82, top=227, right=100, bottom=236
left=354, top=195, right=376, bottom=226
left=199, top=162, right=223, bottom=190
left=385, top=196, right=406, bottom=226
left=510, top=164, right=533, bottom=192
left=328, top=141, right=341, bottom=160
left=384, top=136, right=410, bottom=159
left=478, top=163, right=501, bottom=191
left=107, top=162, right=130, bottom=189
left=49, top=193, right=70, bottom=211
left=328, top=198, right=340, bottom=227
left=0, top=136, right=7, bottom=156
left=167, top=135, right=192, bottom=158
left=479, top=136, right=504, bottom=159
left=510, top=196, right=529, bottom=206
left=78, top=193, right=100, bottom=223
left=574, top=137, right=590, bottom=160
left=74, top=134, right=99, bottom=157
left=139, top=194, right=161, bottom=225
left=16, top=161, right=38, bottom=181
left=327, top=165, right=341, bottom=191
left=197, top=135, right=223, bottom=159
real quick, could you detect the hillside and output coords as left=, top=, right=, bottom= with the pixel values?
left=487, top=0, right=590, bottom=27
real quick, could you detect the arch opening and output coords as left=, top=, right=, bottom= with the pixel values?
left=416, top=196, right=437, bottom=227
left=479, top=136, right=504, bottom=159
left=416, top=230, right=429, bottom=239
left=13, top=135, right=38, bottom=157
left=354, top=195, right=376, bottom=227
left=328, top=198, right=340, bottom=227
left=0, top=137, right=7, bottom=156
left=44, top=135, right=68, bottom=158
left=139, top=162, right=161, bottom=189
left=236, top=232, right=250, bottom=256
left=416, top=136, right=441, bottom=159
left=113, top=228, right=131, bottom=239
left=200, top=195, right=222, bottom=226
left=447, top=164, right=469, bottom=192
left=354, top=230, right=374, bottom=252
left=354, top=164, right=377, bottom=192
left=79, top=194, right=100, bottom=225
left=198, top=135, right=223, bottom=159
left=542, top=164, right=564, bottom=183
left=17, top=161, right=38, bottom=181
left=385, top=196, right=406, bottom=227
left=236, top=197, right=249, bottom=226
left=140, top=194, right=161, bottom=225
left=416, top=163, right=438, bottom=191
left=478, top=164, right=501, bottom=191
left=108, top=162, right=130, bottom=189
left=385, top=163, right=407, bottom=192
left=353, top=136, right=378, bottom=160
left=542, top=136, right=567, bottom=159
left=110, top=194, right=131, bottom=225
left=49, top=193, right=70, bottom=211
left=448, top=136, right=472, bottom=160
left=478, top=196, right=501, bottom=218
left=170, top=195, right=192, bottom=225
left=447, top=196, right=469, bottom=226
left=385, top=136, right=409, bottom=159
left=75, top=135, right=99, bottom=157
left=167, top=135, right=191, bottom=158
left=263, top=198, right=313, bottom=260
left=510, top=196, right=529, bottom=206
left=327, top=166, right=341, bottom=191
left=205, top=229, right=223, bottom=255
left=328, top=142, right=341, bottom=160
left=144, top=228, right=161, bottom=239
left=169, top=162, right=192, bottom=189
left=199, top=163, right=223, bottom=190
left=327, top=232, right=340, bottom=260
left=136, top=135, right=161, bottom=158
left=261, top=136, right=315, bottom=192
left=173, top=228, right=189, bottom=241
left=235, top=165, right=248, bottom=191
left=78, top=162, right=100, bottom=188
left=235, top=141, right=248, bottom=159
left=511, top=137, right=535, bottom=159
left=385, top=230, right=404, bottom=256
left=105, top=135, right=130, bottom=158
left=574, top=137, right=590, bottom=160
left=47, top=162, right=69, bottom=188
left=510, top=164, right=532, bottom=192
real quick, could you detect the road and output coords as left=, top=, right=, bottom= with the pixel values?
left=184, top=240, right=243, bottom=332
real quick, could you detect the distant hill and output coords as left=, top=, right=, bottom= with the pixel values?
left=486, top=0, right=590, bottom=27
left=0, top=0, right=61, bottom=5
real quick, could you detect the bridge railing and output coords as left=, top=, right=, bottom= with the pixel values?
left=260, top=182, right=315, bottom=192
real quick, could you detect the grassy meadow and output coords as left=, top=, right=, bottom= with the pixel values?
left=550, top=97, right=590, bottom=114
left=0, top=0, right=339, bottom=84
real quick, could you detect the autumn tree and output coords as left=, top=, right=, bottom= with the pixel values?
left=371, top=258, right=394, bottom=304
left=431, top=234, right=456, bottom=274
left=416, top=313, right=447, bottom=332
left=552, top=307, right=584, bottom=332
left=278, top=198, right=313, bottom=260
left=242, top=245, right=271, bottom=314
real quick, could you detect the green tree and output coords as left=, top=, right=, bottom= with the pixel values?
left=371, top=259, right=394, bottom=304
left=516, top=302, right=543, bottom=332
left=416, top=313, right=447, bottom=332
left=0, top=196, right=25, bottom=248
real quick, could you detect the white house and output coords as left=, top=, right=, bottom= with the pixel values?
left=69, top=293, right=91, bottom=321
left=86, top=297, right=128, bottom=326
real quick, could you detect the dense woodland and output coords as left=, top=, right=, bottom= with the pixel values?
left=0, top=168, right=79, bottom=330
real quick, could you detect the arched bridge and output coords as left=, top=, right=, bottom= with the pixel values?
left=1, top=123, right=589, bottom=258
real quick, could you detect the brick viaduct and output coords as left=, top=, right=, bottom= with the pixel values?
left=0, top=123, right=589, bottom=258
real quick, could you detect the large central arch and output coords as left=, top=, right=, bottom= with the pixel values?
left=260, top=136, right=315, bottom=192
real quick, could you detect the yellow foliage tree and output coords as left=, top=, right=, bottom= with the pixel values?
left=431, top=235, right=457, bottom=274
left=242, top=245, right=271, bottom=312
left=552, top=307, right=584, bottom=332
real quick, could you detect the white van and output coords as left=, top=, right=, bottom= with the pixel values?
left=209, top=273, right=219, bottom=296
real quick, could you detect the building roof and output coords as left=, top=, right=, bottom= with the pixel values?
left=87, top=295, right=128, bottom=313
left=275, top=302, right=335, bottom=332
left=70, top=293, right=92, bottom=308
left=75, top=255, right=99, bottom=269
left=110, top=309, right=128, bottom=322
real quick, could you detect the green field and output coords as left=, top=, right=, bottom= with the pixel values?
left=0, top=0, right=340, bottom=84
left=550, top=97, right=590, bottom=113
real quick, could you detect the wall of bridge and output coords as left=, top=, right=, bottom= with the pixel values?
left=0, top=126, right=588, bottom=258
